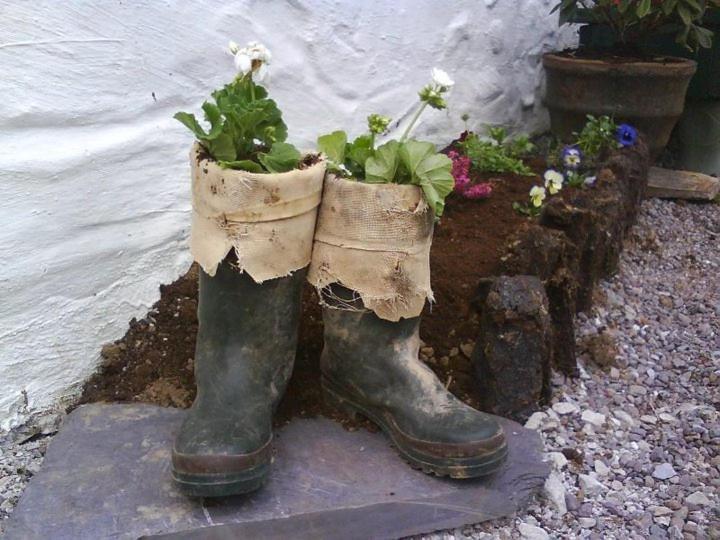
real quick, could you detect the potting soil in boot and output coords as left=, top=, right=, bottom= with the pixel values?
left=172, top=144, right=325, bottom=497
left=309, top=176, right=508, bottom=478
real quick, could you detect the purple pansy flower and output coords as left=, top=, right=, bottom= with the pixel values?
left=616, top=124, right=638, bottom=147
left=561, top=145, right=583, bottom=170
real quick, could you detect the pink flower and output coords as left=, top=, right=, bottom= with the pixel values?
left=449, top=149, right=491, bottom=199
left=449, top=150, right=472, bottom=192
left=463, top=182, right=493, bottom=199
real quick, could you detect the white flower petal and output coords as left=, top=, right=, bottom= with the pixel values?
left=253, top=63, right=269, bottom=83
left=228, top=40, right=240, bottom=55
left=431, top=67, right=454, bottom=88
left=234, top=52, right=252, bottom=74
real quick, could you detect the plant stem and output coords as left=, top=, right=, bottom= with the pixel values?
left=400, top=102, right=428, bottom=142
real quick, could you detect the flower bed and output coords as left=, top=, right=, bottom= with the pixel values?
left=78, top=137, right=649, bottom=424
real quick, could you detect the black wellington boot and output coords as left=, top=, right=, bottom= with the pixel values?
left=172, top=256, right=305, bottom=497
left=320, top=287, right=508, bottom=478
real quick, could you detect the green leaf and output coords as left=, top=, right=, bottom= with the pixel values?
left=174, top=112, right=208, bottom=140
left=218, top=159, right=264, bottom=173
left=487, top=126, right=507, bottom=145
left=693, top=25, right=714, bottom=49
left=201, top=102, right=224, bottom=139
left=678, top=4, right=692, bottom=26
left=398, top=140, right=435, bottom=178
left=413, top=152, right=454, bottom=218
left=636, top=0, right=652, bottom=17
left=208, top=133, right=237, bottom=162
left=317, top=130, right=347, bottom=164
left=258, top=142, right=301, bottom=173
left=365, top=140, right=401, bottom=183
left=683, top=0, right=702, bottom=13
left=346, top=135, right=374, bottom=171
left=175, top=77, right=292, bottom=165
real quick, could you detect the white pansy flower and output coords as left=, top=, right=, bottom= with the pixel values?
left=431, top=68, right=454, bottom=89
left=543, top=169, right=564, bottom=195
left=529, top=185, right=546, bottom=208
left=232, top=41, right=272, bottom=82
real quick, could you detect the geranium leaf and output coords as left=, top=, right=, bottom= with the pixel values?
left=207, top=132, right=237, bottom=162
left=174, top=112, right=208, bottom=140
left=258, top=142, right=301, bottom=173
left=365, top=140, right=401, bottom=183
left=346, top=134, right=374, bottom=171
left=399, top=140, right=436, bottom=180
left=414, top=152, right=454, bottom=217
left=218, top=159, right=264, bottom=173
left=201, top=102, right=224, bottom=139
left=317, top=130, right=347, bottom=165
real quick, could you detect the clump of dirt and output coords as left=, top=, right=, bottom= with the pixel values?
left=78, top=166, right=543, bottom=424
left=580, top=331, right=619, bottom=370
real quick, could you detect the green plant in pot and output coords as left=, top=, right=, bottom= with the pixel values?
left=543, top=0, right=718, bottom=157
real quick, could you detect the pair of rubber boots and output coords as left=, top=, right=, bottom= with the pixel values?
left=172, top=257, right=508, bottom=497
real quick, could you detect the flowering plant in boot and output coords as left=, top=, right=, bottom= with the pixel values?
left=316, top=69, right=456, bottom=217
left=174, top=41, right=302, bottom=173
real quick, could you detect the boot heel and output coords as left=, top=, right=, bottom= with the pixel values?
left=322, top=385, right=359, bottom=421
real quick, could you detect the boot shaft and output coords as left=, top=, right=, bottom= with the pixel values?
left=194, top=258, right=306, bottom=410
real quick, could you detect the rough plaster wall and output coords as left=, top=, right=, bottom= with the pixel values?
left=0, top=0, right=577, bottom=431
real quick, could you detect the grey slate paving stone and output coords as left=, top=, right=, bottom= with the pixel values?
left=3, top=403, right=548, bottom=540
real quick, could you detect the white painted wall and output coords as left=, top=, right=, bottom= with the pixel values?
left=0, top=0, right=577, bottom=430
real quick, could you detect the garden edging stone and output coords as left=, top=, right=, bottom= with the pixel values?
left=473, top=142, right=650, bottom=419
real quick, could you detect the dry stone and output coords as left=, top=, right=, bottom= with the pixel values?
left=473, top=276, right=552, bottom=421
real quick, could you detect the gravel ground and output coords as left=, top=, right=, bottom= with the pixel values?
left=427, top=200, right=720, bottom=539
left=2, top=199, right=719, bottom=539
left=0, top=412, right=62, bottom=535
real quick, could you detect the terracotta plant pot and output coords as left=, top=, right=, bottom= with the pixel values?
left=543, top=52, right=696, bottom=157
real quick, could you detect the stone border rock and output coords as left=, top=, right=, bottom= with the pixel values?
left=473, top=142, right=651, bottom=420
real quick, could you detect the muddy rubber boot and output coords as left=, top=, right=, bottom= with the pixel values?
left=172, top=256, right=305, bottom=497
left=320, top=287, right=508, bottom=478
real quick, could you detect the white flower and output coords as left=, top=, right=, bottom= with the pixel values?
left=232, top=41, right=272, bottom=82
left=584, top=175, right=597, bottom=186
left=529, top=186, right=546, bottom=208
left=543, top=169, right=564, bottom=195
left=431, top=68, right=454, bottom=89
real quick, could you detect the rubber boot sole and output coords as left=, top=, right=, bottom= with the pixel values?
left=171, top=462, right=270, bottom=498
left=322, top=376, right=508, bottom=479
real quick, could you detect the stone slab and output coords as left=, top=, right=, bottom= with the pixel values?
left=646, top=166, right=720, bottom=200
left=3, top=404, right=548, bottom=540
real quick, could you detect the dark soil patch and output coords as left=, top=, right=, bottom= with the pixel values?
left=78, top=167, right=542, bottom=422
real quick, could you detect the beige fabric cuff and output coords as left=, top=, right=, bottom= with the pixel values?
left=308, top=174, right=434, bottom=321
left=189, top=142, right=326, bottom=282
